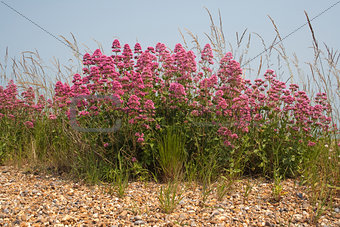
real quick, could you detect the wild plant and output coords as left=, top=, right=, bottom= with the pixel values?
left=158, top=180, right=183, bottom=214
left=216, top=175, right=234, bottom=201
left=157, top=125, right=187, bottom=182
left=0, top=34, right=337, bottom=186
left=243, top=178, right=254, bottom=202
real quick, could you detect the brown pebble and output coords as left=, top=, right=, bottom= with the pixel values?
left=0, top=165, right=338, bottom=226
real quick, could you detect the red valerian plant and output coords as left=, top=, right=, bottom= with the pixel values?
left=0, top=39, right=337, bottom=176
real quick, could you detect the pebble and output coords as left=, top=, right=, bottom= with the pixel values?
left=279, top=207, right=288, bottom=212
left=120, top=210, right=128, bottom=217
left=0, top=165, right=338, bottom=226
left=3, top=209, right=9, bottom=214
left=190, top=220, right=197, bottom=226
left=302, top=202, right=309, bottom=209
left=12, top=219, right=20, bottom=225
left=293, top=214, right=304, bottom=222
left=211, top=210, right=220, bottom=216
left=134, top=220, right=145, bottom=225
left=296, top=192, right=304, bottom=199
left=133, top=215, right=142, bottom=220
left=179, top=213, right=187, bottom=220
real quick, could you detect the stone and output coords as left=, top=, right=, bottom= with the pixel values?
left=211, top=210, right=220, bottom=216
left=293, top=214, right=303, bottom=222
left=12, top=219, right=20, bottom=225
left=296, top=192, right=303, bottom=199
left=302, top=202, right=309, bottom=209
left=302, top=211, right=309, bottom=218
left=190, top=220, right=197, bottom=226
left=134, top=220, right=145, bottom=225
left=0, top=165, right=339, bottom=226
left=133, top=215, right=142, bottom=221
left=120, top=210, right=128, bottom=217
left=265, top=221, right=274, bottom=227
left=20, top=214, right=28, bottom=221
left=62, top=214, right=74, bottom=222
left=3, top=209, right=9, bottom=214
left=179, top=213, right=187, bottom=220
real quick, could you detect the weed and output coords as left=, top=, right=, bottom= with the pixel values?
left=271, top=169, right=285, bottom=202
left=216, top=175, right=233, bottom=201
left=158, top=181, right=183, bottom=214
left=243, top=179, right=254, bottom=202
left=112, top=153, right=129, bottom=198
left=157, top=125, right=187, bottom=182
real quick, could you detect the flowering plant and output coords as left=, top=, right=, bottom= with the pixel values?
left=0, top=39, right=337, bottom=178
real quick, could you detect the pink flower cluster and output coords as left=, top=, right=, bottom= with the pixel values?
left=0, top=80, right=49, bottom=128
left=0, top=39, right=336, bottom=148
left=135, top=132, right=145, bottom=143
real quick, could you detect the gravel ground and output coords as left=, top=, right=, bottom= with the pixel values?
left=0, top=165, right=339, bottom=226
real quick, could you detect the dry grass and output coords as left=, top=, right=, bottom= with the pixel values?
left=0, top=33, right=84, bottom=99
left=180, top=9, right=340, bottom=132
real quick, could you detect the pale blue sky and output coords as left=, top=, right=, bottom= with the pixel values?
left=1, top=0, right=340, bottom=82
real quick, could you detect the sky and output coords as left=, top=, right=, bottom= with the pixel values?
left=1, top=0, right=340, bottom=83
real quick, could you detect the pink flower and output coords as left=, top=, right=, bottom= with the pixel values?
left=122, top=44, right=133, bottom=59
left=200, top=44, right=214, bottom=64
left=307, top=141, right=316, bottom=147
left=191, top=110, right=199, bottom=117
left=230, top=133, right=238, bottom=139
left=134, top=43, right=142, bottom=54
left=24, top=121, right=34, bottom=128
left=104, top=143, right=109, bottom=148
left=215, top=90, right=224, bottom=97
left=224, top=140, right=232, bottom=146
left=135, top=132, right=145, bottom=143
left=217, top=99, right=228, bottom=110
left=79, top=111, right=90, bottom=116
left=112, top=39, right=121, bottom=52
left=49, top=114, right=57, bottom=120
left=242, top=127, right=249, bottom=133
left=144, top=99, right=155, bottom=110
left=147, top=47, right=155, bottom=53
left=128, top=95, right=141, bottom=109
left=92, top=49, right=102, bottom=58
left=131, top=157, right=137, bottom=162
left=137, top=137, right=145, bottom=143
left=143, top=124, right=151, bottom=129
left=156, top=42, right=167, bottom=54
left=169, top=82, right=186, bottom=97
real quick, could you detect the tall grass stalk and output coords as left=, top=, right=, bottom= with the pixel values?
left=158, top=180, right=183, bottom=214
left=157, top=125, right=187, bottom=182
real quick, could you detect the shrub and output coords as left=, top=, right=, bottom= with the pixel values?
left=0, top=39, right=337, bottom=182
